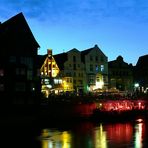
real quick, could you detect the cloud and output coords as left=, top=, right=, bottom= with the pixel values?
left=1, top=0, right=148, bottom=24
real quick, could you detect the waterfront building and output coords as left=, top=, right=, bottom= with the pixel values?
left=38, top=45, right=108, bottom=95
left=134, top=54, right=148, bottom=93
left=108, top=56, right=133, bottom=92
left=81, top=44, right=108, bottom=92
left=0, top=12, right=40, bottom=104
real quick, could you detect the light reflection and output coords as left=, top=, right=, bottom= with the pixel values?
left=39, top=120, right=146, bottom=148
left=40, top=129, right=71, bottom=148
left=105, top=123, right=133, bottom=144
left=135, top=119, right=144, bottom=148
left=94, top=124, right=107, bottom=148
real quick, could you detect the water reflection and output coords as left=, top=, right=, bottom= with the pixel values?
left=94, top=124, right=107, bottom=148
left=39, top=118, right=146, bottom=148
left=41, top=129, right=71, bottom=148
left=135, top=119, right=145, bottom=148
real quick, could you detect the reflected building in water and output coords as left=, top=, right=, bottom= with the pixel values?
left=39, top=119, right=146, bottom=148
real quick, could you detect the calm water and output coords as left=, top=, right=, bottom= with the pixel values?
left=1, top=116, right=148, bottom=148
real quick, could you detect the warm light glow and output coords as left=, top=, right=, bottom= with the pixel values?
left=40, top=129, right=71, bottom=148
left=95, top=124, right=107, bottom=148
left=96, top=81, right=104, bottom=89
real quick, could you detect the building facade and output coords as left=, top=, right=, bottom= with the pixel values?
left=39, top=45, right=108, bottom=96
left=0, top=13, right=40, bottom=104
left=134, top=54, right=148, bottom=93
left=108, top=56, right=133, bottom=92
left=81, top=45, right=108, bottom=92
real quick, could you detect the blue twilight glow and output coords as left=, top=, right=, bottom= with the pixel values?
left=1, top=0, right=148, bottom=65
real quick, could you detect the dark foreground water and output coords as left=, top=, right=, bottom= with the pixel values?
left=1, top=115, right=148, bottom=148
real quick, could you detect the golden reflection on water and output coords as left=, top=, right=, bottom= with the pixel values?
left=41, top=129, right=71, bottom=148
left=40, top=119, right=146, bottom=148
left=40, top=124, right=107, bottom=148
left=94, top=124, right=107, bottom=148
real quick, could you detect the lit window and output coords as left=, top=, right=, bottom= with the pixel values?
left=101, top=65, right=104, bottom=72
left=96, top=65, right=99, bottom=72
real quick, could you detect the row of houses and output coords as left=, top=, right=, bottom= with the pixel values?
left=39, top=49, right=148, bottom=97
left=0, top=12, right=147, bottom=104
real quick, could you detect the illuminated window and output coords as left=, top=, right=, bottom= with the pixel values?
left=101, top=65, right=104, bottom=72
left=44, top=79, right=50, bottom=84
left=96, top=65, right=99, bottom=72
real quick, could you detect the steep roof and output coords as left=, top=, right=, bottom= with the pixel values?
left=108, top=55, right=129, bottom=68
left=81, top=44, right=107, bottom=63
left=53, top=52, right=68, bottom=70
left=37, top=54, right=47, bottom=69
left=1, top=12, right=40, bottom=50
left=136, top=54, right=148, bottom=67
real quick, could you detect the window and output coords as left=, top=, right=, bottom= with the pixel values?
left=96, top=77, right=100, bottom=82
left=90, top=55, right=93, bottom=61
left=20, top=57, right=33, bottom=69
left=27, top=70, right=33, bottom=80
left=9, top=56, right=16, bottom=63
left=79, top=80, right=83, bottom=85
left=101, top=65, right=104, bottom=72
left=73, top=56, right=76, bottom=62
left=95, top=56, right=98, bottom=62
left=73, top=64, right=76, bottom=70
left=15, top=82, right=26, bottom=92
left=101, top=56, right=104, bottom=62
left=16, top=68, right=25, bottom=75
left=90, top=64, right=93, bottom=71
left=96, top=65, right=99, bottom=72
left=0, top=84, right=4, bottom=91
left=0, top=69, right=4, bottom=76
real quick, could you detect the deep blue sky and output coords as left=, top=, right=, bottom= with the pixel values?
left=1, top=0, right=148, bottom=65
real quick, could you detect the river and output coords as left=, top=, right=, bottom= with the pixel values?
left=1, top=115, right=148, bottom=148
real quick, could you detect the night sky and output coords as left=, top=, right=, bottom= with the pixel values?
left=1, top=0, right=148, bottom=65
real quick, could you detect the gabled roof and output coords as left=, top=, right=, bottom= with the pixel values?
left=81, top=44, right=107, bottom=63
left=136, top=54, right=148, bottom=67
left=53, top=52, right=68, bottom=70
left=108, top=56, right=130, bottom=68
left=1, top=12, right=40, bottom=49
left=37, top=54, right=47, bottom=68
